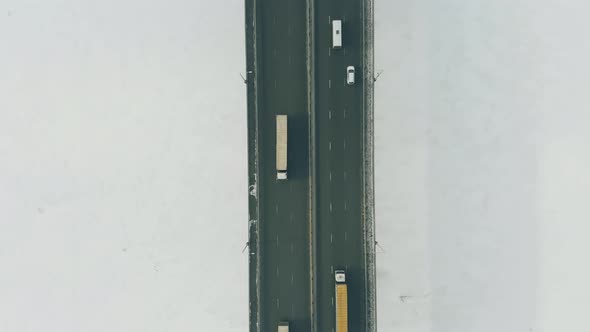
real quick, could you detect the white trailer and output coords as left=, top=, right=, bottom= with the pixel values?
left=276, top=115, right=288, bottom=180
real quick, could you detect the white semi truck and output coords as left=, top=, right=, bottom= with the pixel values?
left=276, top=115, right=288, bottom=180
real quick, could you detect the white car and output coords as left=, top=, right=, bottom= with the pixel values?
left=346, top=66, right=355, bottom=85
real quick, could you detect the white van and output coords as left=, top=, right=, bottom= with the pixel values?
left=346, top=66, right=355, bottom=85
left=332, top=20, right=342, bottom=49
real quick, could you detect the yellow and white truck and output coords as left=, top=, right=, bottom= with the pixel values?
left=335, top=270, right=348, bottom=332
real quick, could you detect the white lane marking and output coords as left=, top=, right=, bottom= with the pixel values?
left=328, top=47, right=331, bottom=57
left=291, top=274, right=294, bottom=285
left=330, top=202, right=333, bottom=213
left=345, top=232, right=348, bottom=241
left=288, top=55, right=292, bottom=64
left=343, top=139, right=346, bottom=150
left=343, top=15, right=346, bottom=23
left=276, top=266, right=279, bottom=277
left=344, top=200, right=348, bottom=211
left=328, top=79, right=331, bottom=88
left=329, top=110, right=332, bottom=120
left=290, top=212, right=294, bottom=222
left=277, top=298, right=280, bottom=308
left=328, top=16, right=331, bottom=24
left=291, top=304, right=294, bottom=316
left=274, top=80, right=277, bottom=88
left=276, top=235, right=279, bottom=247
left=330, top=233, right=333, bottom=243
left=344, top=108, right=347, bottom=119
left=332, top=297, right=334, bottom=307
left=275, top=204, right=279, bottom=215
left=329, top=141, right=332, bottom=151
left=331, top=265, right=334, bottom=274
left=329, top=171, right=332, bottom=182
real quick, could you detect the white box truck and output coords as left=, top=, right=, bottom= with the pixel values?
left=276, top=115, right=288, bottom=180
left=332, top=20, right=342, bottom=48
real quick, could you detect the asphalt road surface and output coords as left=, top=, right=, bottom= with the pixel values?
left=256, top=0, right=312, bottom=331
left=314, top=1, right=367, bottom=332
left=247, top=0, right=369, bottom=331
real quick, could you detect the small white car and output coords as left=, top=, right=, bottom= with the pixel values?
left=346, top=66, right=355, bottom=85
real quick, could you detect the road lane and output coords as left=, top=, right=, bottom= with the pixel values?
left=256, top=0, right=312, bottom=331
left=248, top=0, right=372, bottom=330
left=314, top=0, right=367, bottom=331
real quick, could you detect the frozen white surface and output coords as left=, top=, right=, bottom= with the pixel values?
left=375, top=1, right=590, bottom=331
left=0, top=1, right=247, bottom=331
left=1, top=0, right=590, bottom=331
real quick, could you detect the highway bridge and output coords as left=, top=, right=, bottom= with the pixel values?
left=245, top=0, right=375, bottom=331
